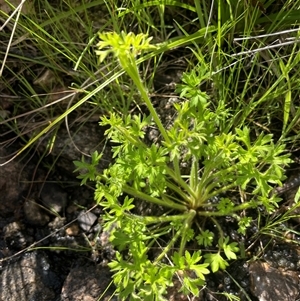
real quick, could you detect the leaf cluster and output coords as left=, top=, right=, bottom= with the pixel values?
left=73, top=30, right=292, bottom=299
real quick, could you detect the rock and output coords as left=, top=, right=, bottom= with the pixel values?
left=66, top=223, right=80, bottom=236
left=249, top=261, right=299, bottom=301
left=23, top=199, right=50, bottom=226
left=40, top=182, right=68, bottom=214
left=77, top=211, right=97, bottom=232
left=3, top=222, right=28, bottom=250
left=0, top=251, right=62, bottom=301
left=61, top=264, right=116, bottom=301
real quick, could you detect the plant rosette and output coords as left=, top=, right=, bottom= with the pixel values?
left=73, top=32, right=291, bottom=300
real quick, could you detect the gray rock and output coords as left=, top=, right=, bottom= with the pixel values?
left=0, top=251, right=61, bottom=301
left=77, top=211, right=97, bottom=232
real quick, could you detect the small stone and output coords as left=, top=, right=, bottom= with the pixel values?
left=66, top=224, right=80, bottom=236
left=3, top=221, right=23, bottom=235
left=3, top=221, right=33, bottom=250
left=77, top=211, right=97, bottom=232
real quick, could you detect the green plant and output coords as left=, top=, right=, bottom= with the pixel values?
left=73, top=31, right=291, bottom=300
left=2, top=0, right=300, bottom=298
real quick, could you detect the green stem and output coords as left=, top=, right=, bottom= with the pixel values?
left=127, top=212, right=192, bottom=225
left=206, top=182, right=237, bottom=200
left=213, top=165, right=237, bottom=178
left=179, top=209, right=196, bottom=255
left=124, top=59, right=182, bottom=177
left=123, top=185, right=186, bottom=211
left=165, top=181, right=191, bottom=203
left=154, top=226, right=182, bottom=264
left=162, top=192, right=187, bottom=206
left=166, top=166, right=197, bottom=200
left=126, top=62, right=170, bottom=144
left=190, top=157, right=199, bottom=191
left=210, top=216, right=224, bottom=241
left=153, top=209, right=196, bottom=263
